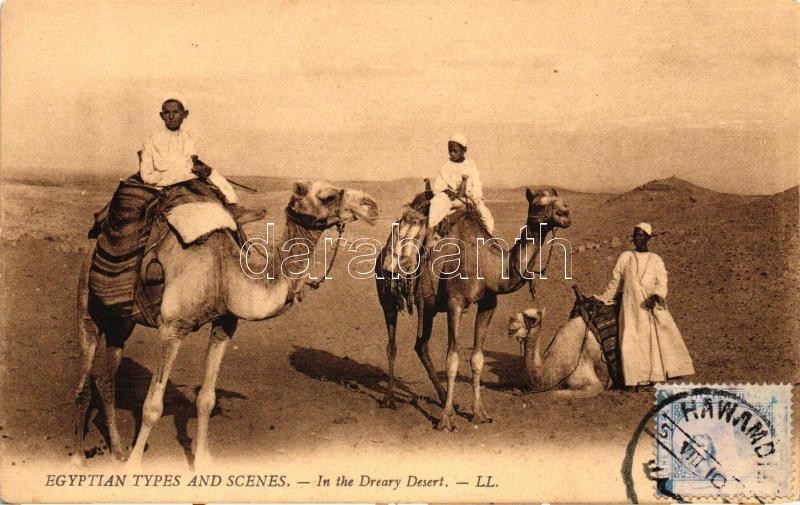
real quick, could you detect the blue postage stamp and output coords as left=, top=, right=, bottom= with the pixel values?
left=654, top=384, right=793, bottom=499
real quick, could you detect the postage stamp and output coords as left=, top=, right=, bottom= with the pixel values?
left=653, top=384, right=793, bottom=500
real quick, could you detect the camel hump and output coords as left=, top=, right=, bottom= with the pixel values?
left=88, top=177, right=238, bottom=324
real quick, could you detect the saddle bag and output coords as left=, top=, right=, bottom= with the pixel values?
left=570, top=285, right=624, bottom=389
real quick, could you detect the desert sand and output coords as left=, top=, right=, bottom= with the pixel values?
left=0, top=174, right=797, bottom=491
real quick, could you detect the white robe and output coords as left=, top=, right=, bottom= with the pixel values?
left=139, top=129, right=239, bottom=204
left=428, top=158, right=494, bottom=233
left=598, top=250, right=695, bottom=386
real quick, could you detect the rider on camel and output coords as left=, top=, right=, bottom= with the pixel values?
left=88, top=95, right=264, bottom=238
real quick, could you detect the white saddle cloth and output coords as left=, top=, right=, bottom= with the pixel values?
left=166, top=202, right=237, bottom=245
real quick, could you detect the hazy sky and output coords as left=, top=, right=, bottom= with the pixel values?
left=1, top=0, right=797, bottom=193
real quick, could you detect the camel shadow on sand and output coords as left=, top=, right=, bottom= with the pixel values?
left=288, top=346, right=446, bottom=424
left=86, top=357, right=247, bottom=465
left=288, top=346, right=527, bottom=425
left=477, top=349, right=529, bottom=391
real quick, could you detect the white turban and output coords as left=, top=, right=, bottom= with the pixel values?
left=161, top=93, right=187, bottom=109
left=449, top=133, right=468, bottom=148
left=634, top=222, right=653, bottom=236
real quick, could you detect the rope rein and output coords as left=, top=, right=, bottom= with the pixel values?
left=507, top=219, right=558, bottom=303
left=526, top=227, right=557, bottom=302
left=306, top=220, right=346, bottom=290
left=304, top=189, right=348, bottom=290
left=273, top=189, right=351, bottom=305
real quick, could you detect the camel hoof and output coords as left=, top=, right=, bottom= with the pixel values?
left=435, top=416, right=459, bottom=432
left=379, top=397, right=397, bottom=409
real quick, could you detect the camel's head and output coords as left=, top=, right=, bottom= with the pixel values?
left=508, top=308, right=545, bottom=343
left=288, top=180, right=379, bottom=229
left=526, top=188, right=571, bottom=229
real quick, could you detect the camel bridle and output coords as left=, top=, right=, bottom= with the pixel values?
left=285, top=189, right=352, bottom=231
left=250, top=189, right=359, bottom=318
left=284, top=189, right=356, bottom=292
left=506, top=200, right=561, bottom=302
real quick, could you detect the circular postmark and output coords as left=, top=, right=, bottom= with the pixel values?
left=622, top=385, right=792, bottom=503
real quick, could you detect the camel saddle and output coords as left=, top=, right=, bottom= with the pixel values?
left=404, top=183, right=485, bottom=300
left=570, top=285, right=624, bottom=389
left=415, top=206, right=475, bottom=302
left=387, top=178, right=479, bottom=309
left=401, top=178, right=468, bottom=239
left=88, top=175, right=246, bottom=327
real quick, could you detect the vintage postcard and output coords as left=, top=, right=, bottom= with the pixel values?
left=1, top=0, right=797, bottom=503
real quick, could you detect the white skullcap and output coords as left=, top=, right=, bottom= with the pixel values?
left=634, top=222, right=653, bottom=236
left=449, top=133, right=468, bottom=147
left=160, top=93, right=187, bottom=109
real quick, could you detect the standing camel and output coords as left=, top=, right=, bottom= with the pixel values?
left=375, top=188, right=571, bottom=430
left=73, top=180, right=378, bottom=468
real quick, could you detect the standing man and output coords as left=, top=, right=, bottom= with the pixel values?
left=596, top=222, right=695, bottom=390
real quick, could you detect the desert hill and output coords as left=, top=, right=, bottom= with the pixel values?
left=0, top=172, right=797, bottom=472
left=1, top=174, right=793, bottom=254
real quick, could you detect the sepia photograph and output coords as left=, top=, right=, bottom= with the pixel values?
left=0, top=0, right=797, bottom=502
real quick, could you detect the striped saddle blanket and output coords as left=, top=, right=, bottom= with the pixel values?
left=88, top=176, right=238, bottom=326
left=570, top=285, right=624, bottom=389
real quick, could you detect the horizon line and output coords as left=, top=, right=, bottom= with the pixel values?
left=2, top=168, right=798, bottom=198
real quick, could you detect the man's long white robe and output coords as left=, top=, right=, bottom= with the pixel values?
left=598, top=250, right=695, bottom=386
left=139, top=129, right=239, bottom=204
left=428, top=158, right=495, bottom=233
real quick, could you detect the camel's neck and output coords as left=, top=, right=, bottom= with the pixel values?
left=499, top=215, right=554, bottom=294
left=275, top=218, right=325, bottom=294
left=226, top=216, right=324, bottom=320
left=522, top=330, right=545, bottom=386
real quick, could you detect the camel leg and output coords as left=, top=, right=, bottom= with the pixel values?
left=194, top=315, right=236, bottom=471
left=436, top=297, right=464, bottom=432
left=125, top=323, right=184, bottom=470
left=71, top=296, right=101, bottom=466
left=379, top=303, right=399, bottom=409
left=557, top=358, right=603, bottom=398
left=96, top=319, right=134, bottom=461
left=414, top=299, right=446, bottom=406
left=471, top=294, right=496, bottom=424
